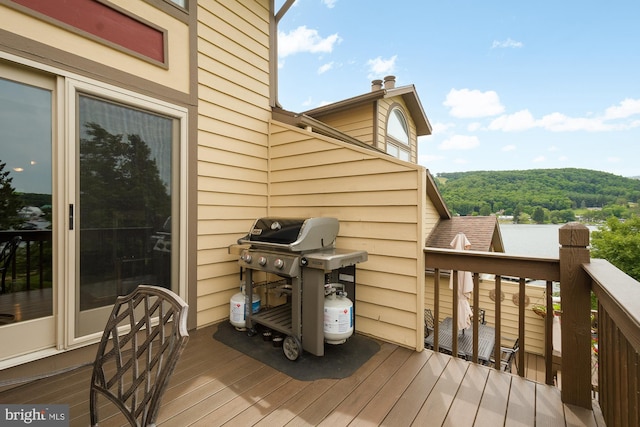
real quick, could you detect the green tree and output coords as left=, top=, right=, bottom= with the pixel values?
left=79, top=122, right=170, bottom=230
left=512, top=204, right=523, bottom=224
left=532, top=206, right=545, bottom=224
left=0, top=161, right=22, bottom=230
left=591, top=216, right=640, bottom=281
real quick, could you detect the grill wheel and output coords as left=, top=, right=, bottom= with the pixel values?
left=283, top=335, right=301, bottom=361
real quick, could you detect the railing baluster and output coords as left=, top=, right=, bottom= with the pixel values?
left=545, top=280, right=554, bottom=385
left=39, top=240, right=44, bottom=289
left=518, top=277, right=526, bottom=377
left=433, top=268, right=440, bottom=352
left=494, top=275, right=502, bottom=370
left=472, top=272, right=479, bottom=364
left=452, top=270, right=458, bottom=358
left=25, top=240, right=31, bottom=290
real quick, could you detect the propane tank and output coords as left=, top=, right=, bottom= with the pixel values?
left=323, top=283, right=354, bottom=344
left=229, top=283, right=261, bottom=329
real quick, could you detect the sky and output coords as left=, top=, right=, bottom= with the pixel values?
left=275, top=0, right=640, bottom=178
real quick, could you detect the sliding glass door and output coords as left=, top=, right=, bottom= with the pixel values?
left=74, top=91, right=179, bottom=337
left=0, top=62, right=56, bottom=360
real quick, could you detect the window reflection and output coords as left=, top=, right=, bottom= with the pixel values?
left=0, top=76, right=53, bottom=323
left=78, top=95, right=174, bottom=311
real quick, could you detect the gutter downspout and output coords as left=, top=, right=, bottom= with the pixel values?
left=270, top=0, right=296, bottom=108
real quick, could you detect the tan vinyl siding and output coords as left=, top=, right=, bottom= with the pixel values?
left=196, top=0, right=271, bottom=327
left=268, top=121, right=431, bottom=350
left=423, top=193, right=441, bottom=239
left=308, top=104, right=375, bottom=145
left=378, top=97, right=418, bottom=162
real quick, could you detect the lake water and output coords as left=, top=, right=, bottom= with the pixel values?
left=499, top=223, right=600, bottom=259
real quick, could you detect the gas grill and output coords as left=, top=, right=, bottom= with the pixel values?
left=230, top=217, right=368, bottom=360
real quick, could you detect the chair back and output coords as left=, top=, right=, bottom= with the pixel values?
left=1, top=236, right=21, bottom=293
left=90, top=284, right=189, bottom=427
left=503, top=338, right=520, bottom=372
left=471, top=306, right=486, bottom=325
left=424, top=308, right=435, bottom=338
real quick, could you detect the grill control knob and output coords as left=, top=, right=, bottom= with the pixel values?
left=274, top=258, right=284, bottom=269
left=258, top=256, right=267, bottom=266
left=241, top=252, right=252, bottom=263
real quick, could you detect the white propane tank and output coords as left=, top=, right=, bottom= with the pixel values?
left=323, top=284, right=354, bottom=344
left=229, top=289, right=261, bottom=329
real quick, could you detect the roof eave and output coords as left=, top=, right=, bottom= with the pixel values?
left=426, top=170, right=451, bottom=219
left=304, top=85, right=432, bottom=136
left=303, top=90, right=386, bottom=117
left=271, top=107, right=386, bottom=153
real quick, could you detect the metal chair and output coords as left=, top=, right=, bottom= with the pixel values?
left=90, top=284, right=189, bottom=427
left=493, top=338, right=519, bottom=373
left=424, top=308, right=435, bottom=339
left=471, top=306, right=486, bottom=325
left=0, top=236, right=21, bottom=294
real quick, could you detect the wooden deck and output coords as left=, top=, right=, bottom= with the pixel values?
left=0, top=323, right=604, bottom=426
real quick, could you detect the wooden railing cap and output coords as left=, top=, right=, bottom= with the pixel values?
left=559, top=222, right=590, bottom=247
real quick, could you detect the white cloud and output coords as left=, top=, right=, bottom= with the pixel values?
left=604, top=98, right=640, bottom=120
left=322, top=0, right=338, bottom=8
left=430, top=122, right=455, bottom=135
left=607, top=156, right=621, bottom=163
left=278, top=26, right=341, bottom=58
left=438, top=134, right=480, bottom=150
left=532, top=155, right=546, bottom=163
left=487, top=105, right=640, bottom=133
left=548, top=145, right=559, bottom=152
left=488, top=110, right=536, bottom=131
left=537, top=113, right=610, bottom=132
left=318, top=62, right=334, bottom=74
left=366, top=55, right=397, bottom=78
left=444, top=88, right=505, bottom=118
left=492, top=38, right=524, bottom=49
left=467, top=122, right=482, bottom=131
left=502, top=144, right=516, bottom=152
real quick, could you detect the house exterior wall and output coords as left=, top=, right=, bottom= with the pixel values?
left=266, top=121, right=438, bottom=350
left=0, top=0, right=191, bottom=94
left=0, top=0, right=198, bottom=368
left=195, top=0, right=272, bottom=327
left=306, top=103, right=376, bottom=146
left=1, top=0, right=441, bottom=370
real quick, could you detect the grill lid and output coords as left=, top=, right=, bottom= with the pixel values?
left=238, top=217, right=339, bottom=252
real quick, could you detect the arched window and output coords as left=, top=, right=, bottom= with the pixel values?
left=386, top=107, right=410, bottom=161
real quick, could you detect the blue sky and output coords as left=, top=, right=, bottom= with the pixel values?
left=275, top=0, right=640, bottom=178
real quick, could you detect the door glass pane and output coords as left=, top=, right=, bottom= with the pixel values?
left=78, top=95, right=173, bottom=312
left=0, top=77, right=53, bottom=324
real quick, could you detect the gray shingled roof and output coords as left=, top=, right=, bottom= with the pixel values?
left=425, top=216, right=504, bottom=253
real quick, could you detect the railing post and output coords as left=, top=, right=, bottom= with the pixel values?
left=559, top=222, right=592, bottom=408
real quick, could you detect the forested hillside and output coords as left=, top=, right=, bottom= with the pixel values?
left=434, top=168, right=640, bottom=222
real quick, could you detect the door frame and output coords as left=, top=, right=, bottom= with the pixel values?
left=0, top=51, right=188, bottom=365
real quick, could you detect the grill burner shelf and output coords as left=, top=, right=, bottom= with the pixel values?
left=250, top=304, right=292, bottom=332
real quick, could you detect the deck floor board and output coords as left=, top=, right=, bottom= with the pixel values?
left=0, top=322, right=600, bottom=427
